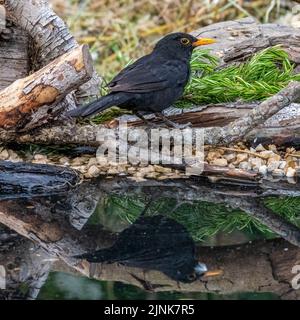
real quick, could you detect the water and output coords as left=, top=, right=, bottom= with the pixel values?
left=0, top=176, right=299, bottom=300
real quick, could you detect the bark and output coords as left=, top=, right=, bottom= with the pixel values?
left=0, top=21, right=29, bottom=91
left=0, top=45, right=93, bottom=130
left=2, top=0, right=100, bottom=100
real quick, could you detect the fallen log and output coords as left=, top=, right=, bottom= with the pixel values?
left=0, top=45, right=93, bottom=130
left=0, top=161, right=80, bottom=198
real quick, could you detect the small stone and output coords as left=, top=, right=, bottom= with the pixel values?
left=72, top=165, right=87, bottom=174
left=154, top=165, right=172, bottom=173
left=228, top=163, right=236, bottom=169
left=278, top=161, right=286, bottom=169
left=272, top=169, right=284, bottom=177
left=139, top=166, right=155, bottom=175
left=259, top=150, right=274, bottom=159
left=127, top=167, right=137, bottom=174
left=107, top=168, right=119, bottom=175
left=267, top=154, right=281, bottom=164
left=87, top=157, right=98, bottom=168
left=85, top=165, right=101, bottom=178
left=286, top=167, right=296, bottom=177
left=71, top=157, right=86, bottom=166
left=259, top=165, right=267, bottom=175
left=206, top=151, right=223, bottom=162
left=249, top=157, right=262, bottom=169
left=211, top=158, right=228, bottom=167
left=0, top=149, right=10, bottom=160
left=34, top=154, right=47, bottom=161
left=267, top=161, right=280, bottom=172
left=239, top=161, right=251, bottom=170
left=59, top=157, right=70, bottom=165
left=8, top=150, right=22, bottom=162
left=255, top=144, right=266, bottom=152
left=234, top=153, right=248, bottom=164
left=268, top=144, right=277, bottom=152
left=223, top=153, right=236, bottom=162
left=286, top=160, right=296, bottom=169
left=145, top=172, right=159, bottom=179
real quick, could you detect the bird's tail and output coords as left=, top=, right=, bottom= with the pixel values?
left=68, top=93, right=129, bottom=118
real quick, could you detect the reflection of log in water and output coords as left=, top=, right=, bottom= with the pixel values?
left=0, top=176, right=300, bottom=299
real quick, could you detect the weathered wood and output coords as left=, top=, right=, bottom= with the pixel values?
left=2, top=0, right=100, bottom=101
left=0, top=21, right=29, bottom=90
left=0, top=161, right=80, bottom=198
left=0, top=45, right=93, bottom=130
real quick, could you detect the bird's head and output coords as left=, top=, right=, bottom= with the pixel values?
left=153, top=32, right=216, bottom=60
left=170, top=261, right=223, bottom=283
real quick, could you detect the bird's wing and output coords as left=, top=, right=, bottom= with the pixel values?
left=108, top=55, right=188, bottom=93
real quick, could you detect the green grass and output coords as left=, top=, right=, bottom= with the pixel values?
left=90, top=46, right=300, bottom=123
left=178, top=46, right=300, bottom=107
left=93, top=194, right=300, bottom=241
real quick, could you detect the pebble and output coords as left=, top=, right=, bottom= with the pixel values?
left=0, top=149, right=9, bottom=160
left=34, top=154, right=47, bottom=161
left=239, top=161, right=251, bottom=170
left=272, top=169, right=284, bottom=177
left=255, top=144, right=266, bottom=152
left=211, top=158, right=228, bottom=167
left=267, top=161, right=280, bottom=172
left=71, top=157, right=86, bottom=166
left=234, top=153, right=248, bottom=164
left=154, top=165, right=172, bottom=173
left=286, top=167, right=296, bottom=177
left=259, top=165, right=267, bottom=175
left=85, top=165, right=101, bottom=178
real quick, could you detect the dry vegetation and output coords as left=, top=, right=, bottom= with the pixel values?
left=50, top=0, right=298, bottom=79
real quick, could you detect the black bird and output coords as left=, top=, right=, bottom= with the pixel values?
left=69, top=32, right=215, bottom=127
left=74, top=215, right=220, bottom=283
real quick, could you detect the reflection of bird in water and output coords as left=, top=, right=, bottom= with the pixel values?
left=75, top=215, right=220, bottom=283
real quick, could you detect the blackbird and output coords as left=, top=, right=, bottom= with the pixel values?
left=69, top=32, right=215, bottom=127
left=74, top=215, right=221, bottom=283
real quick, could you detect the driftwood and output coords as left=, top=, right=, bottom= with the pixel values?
left=0, top=45, right=93, bottom=130
left=0, top=178, right=300, bottom=299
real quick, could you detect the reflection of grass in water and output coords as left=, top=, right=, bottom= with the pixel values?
left=38, top=272, right=103, bottom=300
left=96, top=194, right=300, bottom=241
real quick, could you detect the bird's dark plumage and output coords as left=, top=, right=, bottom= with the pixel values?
left=74, top=215, right=208, bottom=283
left=69, top=32, right=215, bottom=121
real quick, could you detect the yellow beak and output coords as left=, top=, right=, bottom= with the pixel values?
left=192, top=38, right=216, bottom=47
left=202, top=269, right=223, bottom=278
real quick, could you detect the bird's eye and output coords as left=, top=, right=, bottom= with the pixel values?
left=180, top=38, right=190, bottom=45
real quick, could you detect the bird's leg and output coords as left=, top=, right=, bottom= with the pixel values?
left=154, top=113, right=191, bottom=129
left=134, top=111, right=155, bottom=127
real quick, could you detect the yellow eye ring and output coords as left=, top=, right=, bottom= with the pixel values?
left=180, top=38, right=190, bottom=45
